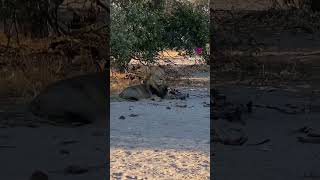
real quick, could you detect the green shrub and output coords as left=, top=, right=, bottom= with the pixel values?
left=111, top=0, right=209, bottom=70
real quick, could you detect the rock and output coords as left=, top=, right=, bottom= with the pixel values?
left=175, top=102, right=187, bottom=108
left=60, top=140, right=78, bottom=145
left=129, top=114, right=139, bottom=117
left=166, top=88, right=189, bottom=100
left=212, top=127, right=248, bottom=145
left=212, top=120, right=248, bottom=145
left=59, top=149, right=70, bottom=155
left=64, top=165, right=88, bottom=175
left=29, top=170, right=48, bottom=180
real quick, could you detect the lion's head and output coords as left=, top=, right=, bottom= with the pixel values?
left=144, top=66, right=168, bottom=98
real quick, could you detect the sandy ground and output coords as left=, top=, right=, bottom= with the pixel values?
left=130, top=56, right=207, bottom=66
left=214, top=84, right=320, bottom=180
left=0, top=126, right=107, bottom=180
left=110, top=88, right=210, bottom=180
left=0, top=103, right=107, bottom=180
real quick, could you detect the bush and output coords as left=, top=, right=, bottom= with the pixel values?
left=111, top=0, right=209, bottom=71
left=163, top=1, right=209, bottom=55
left=111, top=1, right=165, bottom=71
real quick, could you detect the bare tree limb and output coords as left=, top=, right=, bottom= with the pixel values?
left=13, top=10, right=19, bottom=45
left=95, top=0, right=110, bottom=13
left=79, top=24, right=107, bottom=35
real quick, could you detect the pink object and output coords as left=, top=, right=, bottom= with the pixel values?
left=195, top=47, right=202, bottom=55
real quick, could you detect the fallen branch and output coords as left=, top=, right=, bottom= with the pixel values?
left=254, top=104, right=302, bottom=114
left=247, top=138, right=270, bottom=146
left=79, top=24, right=108, bottom=36
left=0, top=145, right=16, bottom=148
left=96, top=0, right=110, bottom=13
left=297, top=136, right=320, bottom=144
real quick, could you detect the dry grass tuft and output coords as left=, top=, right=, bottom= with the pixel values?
left=0, top=34, right=106, bottom=99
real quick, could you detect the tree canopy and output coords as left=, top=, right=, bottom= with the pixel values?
left=111, top=0, right=209, bottom=70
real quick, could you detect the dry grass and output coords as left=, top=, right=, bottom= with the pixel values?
left=211, top=53, right=309, bottom=87
left=110, top=70, right=141, bottom=95
left=212, top=0, right=301, bottom=10
left=213, top=0, right=272, bottom=10
left=158, top=49, right=185, bottom=58
left=0, top=32, right=51, bottom=50
left=0, top=34, right=103, bottom=99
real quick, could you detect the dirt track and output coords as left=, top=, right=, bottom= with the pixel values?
left=110, top=86, right=210, bottom=179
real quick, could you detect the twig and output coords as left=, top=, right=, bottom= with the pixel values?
left=95, top=0, right=110, bottom=13
left=48, top=164, right=105, bottom=174
left=79, top=24, right=108, bottom=35
left=6, top=14, right=14, bottom=50
left=254, top=104, right=301, bottom=114
left=13, top=10, right=20, bottom=45
left=297, top=136, right=320, bottom=144
left=247, top=138, right=270, bottom=146
left=0, top=145, right=16, bottom=148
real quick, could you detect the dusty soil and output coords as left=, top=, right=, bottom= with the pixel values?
left=110, top=88, right=210, bottom=180
left=0, top=103, right=107, bottom=180
left=0, top=124, right=107, bottom=180
left=110, top=62, right=210, bottom=179
left=213, top=84, right=320, bottom=180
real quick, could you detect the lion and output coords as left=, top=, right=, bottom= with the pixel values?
left=29, top=72, right=107, bottom=126
left=119, top=66, right=168, bottom=101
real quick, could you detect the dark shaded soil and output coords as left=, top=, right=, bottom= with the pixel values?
left=212, top=83, right=320, bottom=180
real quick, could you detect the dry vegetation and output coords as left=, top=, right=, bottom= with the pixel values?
left=211, top=0, right=320, bottom=86
left=0, top=32, right=107, bottom=100
left=0, top=0, right=109, bottom=101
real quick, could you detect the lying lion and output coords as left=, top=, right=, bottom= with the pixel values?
left=29, top=72, right=107, bottom=126
left=119, top=66, right=168, bottom=101
left=119, top=66, right=189, bottom=101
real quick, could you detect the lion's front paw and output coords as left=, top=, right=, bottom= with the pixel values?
left=150, top=95, right=162, bottom=102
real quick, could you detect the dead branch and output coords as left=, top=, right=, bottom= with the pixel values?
left=95, top=0, right=110, bottom=13
left=79, top=24, right=108, bottom=35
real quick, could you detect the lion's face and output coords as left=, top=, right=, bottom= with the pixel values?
left=146, top=67, right=167, bottom=89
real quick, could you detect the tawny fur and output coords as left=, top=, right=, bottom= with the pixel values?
left=119, top=66, right=168, bottom=101
left=29, top=72, right=107, bottom=126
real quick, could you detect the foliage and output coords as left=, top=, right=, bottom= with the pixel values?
left=111, top=1, right=166, bottom=70
left=163, top=1, right=209, bottom=55
left=111, top=0, right=209, bottom=70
